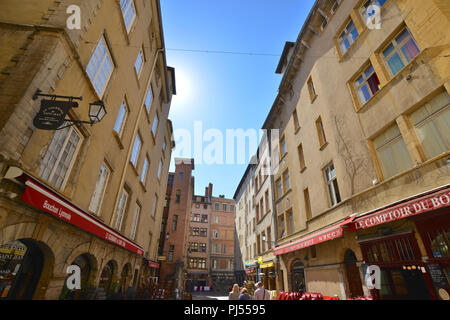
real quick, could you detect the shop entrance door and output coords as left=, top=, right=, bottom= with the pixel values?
left=291, top=260, right=305, bottom=292
left=344, top=249, right=364, bottom=298
left=379, top=267, right=431, bottom=300
left=360, top=233, right=433, bottom=300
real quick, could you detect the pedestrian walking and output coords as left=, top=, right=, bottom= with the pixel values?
left=238, top=288, right=251, bottom=300
left=253, top=282, right=270, bottom=300
left=229, top=284, right=240, bottom=300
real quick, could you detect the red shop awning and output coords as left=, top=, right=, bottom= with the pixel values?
left=348, top=185, right=450, bottom=232
left=17, top=172, right=144, bottom=256
left=274, top=217, right=355, bottom=256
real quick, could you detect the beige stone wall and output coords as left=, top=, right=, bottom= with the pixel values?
left=0, top=0, right=174, bottom=299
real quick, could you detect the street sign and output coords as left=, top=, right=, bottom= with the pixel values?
left=33, top=99, right=78, bottom=130
left=257, top=256, right=263, bottom=264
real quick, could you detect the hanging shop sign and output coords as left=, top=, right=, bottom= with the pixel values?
left=32, top=89, right=106, bottom=131
left=349, top=185, right=450, bottom=231
left=148, top=260, right=160, bottom=269
left=33, top=99, right=77, bottom=130
left=260, top=262, right=274, bottom=269
left=15, top=171, right=144, bottom=256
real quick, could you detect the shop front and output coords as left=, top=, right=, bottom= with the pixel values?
left=260, top=261, right=276, bottom=291
left=274, top=217, right=358, bottom=298
left=0, top=240, right=43, bottom=299
left=349, top=184, right=450, bottom=300
left=0, top=168, right=144, bottom=299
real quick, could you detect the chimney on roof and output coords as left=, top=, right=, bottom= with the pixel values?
left=208, top=183, right=213, bottom=199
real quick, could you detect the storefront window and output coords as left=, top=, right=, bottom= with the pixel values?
left=0, top=241, right=28, bottom=299
left=428, top=229, right=449, bottom=259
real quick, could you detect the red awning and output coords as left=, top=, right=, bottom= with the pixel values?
left=19, top=173, right=144, bottom=256
left=348, top=185, right=450, bottom=231
left=274, top=217, right=355, bottom=256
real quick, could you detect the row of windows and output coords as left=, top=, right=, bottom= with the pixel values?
left=37, top=126, right=163, bottom=237
left=255, top=190, right=270, bottom=222
left=282, top=89, right=449, bottom=228
left=211, top=243, right=229, bottom=254
left=211, top=259, right=233, bottom=270
left=188, top=242, right=207, bottom=253
left=188, top=258, right=207, bottom=270
left=191, top=227, right=208, bottom=237
left=213, top=202, right=235, bottom=212
left=192, top=214, right=208, bottom=223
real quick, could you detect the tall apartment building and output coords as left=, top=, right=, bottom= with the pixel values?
left=185, top=184, right=213, bottom=291
left=260, top=0, right=449, bottom=300
left=159, top=159, right=236, bottom=293
left=210, top=195, right=236, bottom=291
left=159, top=158, right=195, bottom=293
left=0, top=0, right=175, bottom=300
left=234, top=137, right=278, bottom=290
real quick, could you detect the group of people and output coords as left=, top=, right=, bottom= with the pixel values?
left=228, top=281, right=271, bottom=300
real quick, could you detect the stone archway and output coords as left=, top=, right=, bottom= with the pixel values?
left=290, top=259, right=306, bottom=292
left=59, top=253, right=98, bottom=300
left=343, top=249, right=364, bottom=298
left=119, top=262, right=132, bottom=294
left=98, top=260, right=118, bottom=296
left=0, top=238, right=54, bottom=300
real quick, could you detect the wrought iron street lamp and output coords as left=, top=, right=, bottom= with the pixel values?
left=32, top=89, right=106, bottom=130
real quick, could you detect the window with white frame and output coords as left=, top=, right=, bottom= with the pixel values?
left=130, top=134, right=142, bottom=167
left=39, top=126, right=82, bottom=190
left=140, top=156, right=149, bottom=184
left=120, top=0, right=136, bottom=33
left=130, top=202, right=141, bottom=240
left=144, top=85, right=153, bottom=113
left=113, top=189, right=129, bottom=230
left=354, top=63, right=381, bottom=105
left=324, top=163, right=341, bottom=206
left=88, top=164, right=110, bottom=215
left=338, top=19, right=359, bottom=55
left=374, top=124, right=414, bottom=179
left=382, top=28, right=420, bottom=77
left=86, top=36, right=114, bottom=98
left=114, top=100, right=128, bottom=137
left=135, top=48, right=144, bottom=78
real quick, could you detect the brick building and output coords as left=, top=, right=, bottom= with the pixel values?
left=210, top=195, right=236, bottom=291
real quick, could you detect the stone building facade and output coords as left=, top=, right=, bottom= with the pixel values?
left=210, top=195, right=236, bottom=291
left=0, top=0, right=175, bottom=300
left=261, top=0, right=449, bottom=300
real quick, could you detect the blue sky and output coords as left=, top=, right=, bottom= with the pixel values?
left=161, top=0, right=315, bottom=199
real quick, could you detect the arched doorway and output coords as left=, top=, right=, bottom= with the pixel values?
left=344, top=249, right=364, bottom=298
left=0, top=240, right=44, bottom=300
left=291, top=260, right=306, bottom=292
left=59, top=253, right=95, bottom=300
left=119, top=263, right=132, bottom=294
left=98, top=260, right=115, bottom=295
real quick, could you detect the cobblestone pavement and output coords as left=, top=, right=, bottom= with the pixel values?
left=191, top=291, right=229, bottom=300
